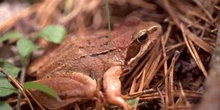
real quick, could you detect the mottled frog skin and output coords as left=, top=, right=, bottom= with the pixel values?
left=28, top=17, right=162, bottom=110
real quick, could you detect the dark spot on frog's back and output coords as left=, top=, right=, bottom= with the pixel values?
left=86, top=40, right=91, bottom=45
left=79, top=46, right=84, bottom=49
left=80, top=56, right=86, bottom=58
left=97, top=36, right=108, bottom=39
left=101, top=41, right=108, bottom=47
left=85, top=40, right=95, bottom=47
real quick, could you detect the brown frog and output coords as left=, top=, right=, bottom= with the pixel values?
left=28, top=17, right=162, bottom=110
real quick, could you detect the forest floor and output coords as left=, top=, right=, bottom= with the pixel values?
left=0, top=0, right=219, bottom=110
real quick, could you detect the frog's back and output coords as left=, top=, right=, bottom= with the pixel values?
left=35, top=33, right=127, bottom=79
left=31, top=17, right=148, bottom=79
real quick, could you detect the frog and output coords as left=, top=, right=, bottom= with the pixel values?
left=28, top=17, right=162, bottom=110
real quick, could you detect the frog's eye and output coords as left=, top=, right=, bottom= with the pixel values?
left=137, top=30, right=148, bottom=44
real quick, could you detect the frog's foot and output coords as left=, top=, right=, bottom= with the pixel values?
left=103, top=66, right=131, bottom=110
left=32, top=71, right=97, bottom=109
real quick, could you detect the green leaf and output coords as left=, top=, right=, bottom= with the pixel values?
left=0, top=78, right=17, bottom=97
left=39, top=25, right=66, bottom=44
left=127, top=98, right=139, bottom=108
left=16, top=38, right=38, bottom=58
left=24, top=82, right=60, bottom=101
left=0, top=59, right=21, bottom=78
left=0, top=31, right=24, bottom=43
left=0, top=59, right=20, bottom=97
left=0, top=101, right=12, bottom=110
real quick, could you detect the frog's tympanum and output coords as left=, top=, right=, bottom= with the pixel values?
left=28, top=17, right=162, bottom=110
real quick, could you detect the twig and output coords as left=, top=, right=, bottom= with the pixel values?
left=15, top=65, right=27, bottom=110
left=162, top=0, right=213, bottom=53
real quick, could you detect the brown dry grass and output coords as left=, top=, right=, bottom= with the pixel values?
left=0, top=0, right=219, bottom=109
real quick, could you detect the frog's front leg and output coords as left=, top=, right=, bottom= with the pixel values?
left=103, top=66, right=131, bottom=110
left=31, top=71, right=97, bottom=109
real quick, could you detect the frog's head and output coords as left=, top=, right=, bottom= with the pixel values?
left=123, top=17, right=162, bottom=66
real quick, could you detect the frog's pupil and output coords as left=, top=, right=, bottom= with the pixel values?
left=138, top=33, right=148, bottom=43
